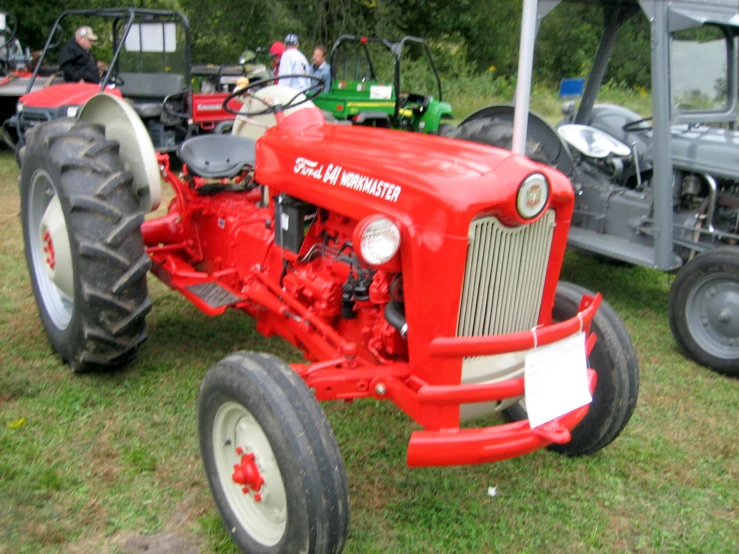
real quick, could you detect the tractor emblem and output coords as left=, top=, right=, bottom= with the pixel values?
left=526, top=184, right=543, bottom=209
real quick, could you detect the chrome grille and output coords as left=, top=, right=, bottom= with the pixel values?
left=457, top=211, right=555, bottom=337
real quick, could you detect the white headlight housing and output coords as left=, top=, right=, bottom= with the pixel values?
left=66, top=106, right=80, bottom=118
left=557, top=123, right=631, bottom=158
left=516, top=173, right=549, bottom=220
left=16, top=101, right=23, bottom=113
left=357, top=216, right=401, bottom=266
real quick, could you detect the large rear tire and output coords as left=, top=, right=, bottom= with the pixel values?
left=20, top=119, right=151, bottom=371
left=669, top=247, right=739, bottom=377
left=506, top=281, right=639, bottom=456
left=198, top=352, right=350, bottom=554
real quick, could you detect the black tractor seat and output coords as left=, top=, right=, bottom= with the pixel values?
left=177, top=134, right=257, bottom=178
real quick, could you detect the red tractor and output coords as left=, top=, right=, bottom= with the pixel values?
left=18, top=73, right=638, bottom=553
left=5, top=8, right=242, bottom=154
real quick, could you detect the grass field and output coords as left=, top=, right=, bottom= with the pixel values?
left=0, top=100, right=737, bottom=554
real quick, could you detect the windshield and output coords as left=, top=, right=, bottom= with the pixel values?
left=670, top=25, right=729, bottom=113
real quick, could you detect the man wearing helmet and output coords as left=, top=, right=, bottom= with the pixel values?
left=277, top=34, right=312, bottom=90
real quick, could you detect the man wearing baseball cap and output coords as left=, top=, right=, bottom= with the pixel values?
left=58, top=26, right=103, bottom=84
left=277, top=34, right=312, bottom=90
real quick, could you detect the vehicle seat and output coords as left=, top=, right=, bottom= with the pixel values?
left=117, top=72, right=185, bottom=118
left=177, top=134, right=256, bottom=178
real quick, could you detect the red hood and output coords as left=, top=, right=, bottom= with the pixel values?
left=256, top=108, right=575, bottom=234
left=20, top=83, right=122, bottom=108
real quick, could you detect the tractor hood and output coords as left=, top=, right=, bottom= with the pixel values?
left=670, top=124, right=739, bottom=180
left=256, top=108, right=575, bottom=236
left=20, top=83, right=122, bottom=109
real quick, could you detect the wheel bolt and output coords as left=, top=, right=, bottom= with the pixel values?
left=718, top=309, right=732, bottom=323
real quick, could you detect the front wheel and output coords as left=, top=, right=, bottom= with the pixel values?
left=506, top=281, right=639, bottom=456
left=198, top=352, right=350, bottom=554
left=669, top=247, right=739, bottom=377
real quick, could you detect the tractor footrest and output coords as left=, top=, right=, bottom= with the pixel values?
left=185, top=282, right=243, bottom=308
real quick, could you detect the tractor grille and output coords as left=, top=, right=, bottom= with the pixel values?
left=19, top=108, right=54, bottom=131
left=457, top=211, right=556, bottom=337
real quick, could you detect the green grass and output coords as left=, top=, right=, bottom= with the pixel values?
left=444, top=74, right=653, bottom=123
left=1, top=97, right=737, bottom=554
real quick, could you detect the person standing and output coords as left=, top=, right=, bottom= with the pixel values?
left=311, top=45, right=331, bottom=93
left=58, top=26, right=104, bottom=84
left=277, top=34, right=311, bottom=90
left=269, top=41, right=285, bottom=77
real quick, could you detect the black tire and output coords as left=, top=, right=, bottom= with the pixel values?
left=448, top=117, right=552, bottom=165
left=198, top=352, right=349, bottom=554
left=20, top=119, right=151, bottom=372
left=505, top=281, right=639, bottom=456
left=436, top=123, right=455, bottom=136
left=669, top=247, right=739, bottom=377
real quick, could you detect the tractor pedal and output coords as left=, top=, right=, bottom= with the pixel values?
left=185, top=282, right=243, bottom=308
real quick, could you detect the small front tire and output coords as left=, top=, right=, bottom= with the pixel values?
left=198, top=352, right=350, bottom=554
left=669, top=247, right=739, bottom=377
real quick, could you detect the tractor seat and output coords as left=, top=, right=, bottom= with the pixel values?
left=177, top=135, right=256, bottom=178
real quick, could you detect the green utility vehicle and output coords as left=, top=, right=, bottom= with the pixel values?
left=312, top=35, right=454, bottom=134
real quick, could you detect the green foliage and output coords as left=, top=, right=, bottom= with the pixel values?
left=3, top=0, right=655, bottom=89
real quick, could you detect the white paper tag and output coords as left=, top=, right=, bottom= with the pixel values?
left=370, top=85, right=393, bottom=100
left=524, top=332, right=592, bottom=429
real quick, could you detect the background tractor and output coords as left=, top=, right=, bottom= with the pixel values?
left=312, top=34, right=455, bottom=134
left=4, top=7, right=247, bottom=153
left=453, top=0, right=739, bottom=377
left=0, top=11, right=55, bottom=125
left=17, top=64, right=638, bottom=552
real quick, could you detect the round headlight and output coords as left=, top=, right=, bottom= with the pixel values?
left=516, top=173, right=549, bottom=219
left=357, top=216, right=401, bottom=266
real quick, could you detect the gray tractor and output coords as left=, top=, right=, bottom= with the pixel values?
left=453, top=0, right=739, bottom=377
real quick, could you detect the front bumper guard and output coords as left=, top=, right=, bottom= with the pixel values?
left=403, top=293, right=601, bottom=467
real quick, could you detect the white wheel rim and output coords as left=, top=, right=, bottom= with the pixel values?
left=212, top=401, right=288, bottom=546
left=28, top=169, right=74, bottom=329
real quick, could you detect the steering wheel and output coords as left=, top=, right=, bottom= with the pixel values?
left=162, top=90, right=188, bottom=120
left=104, top=72, right=125, bottom=87
left=622, top=116, right=653, bottom=132
left=221, top=73, right=325, bottom=116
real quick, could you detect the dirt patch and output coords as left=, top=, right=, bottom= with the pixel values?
left=119, top=531, right=200, bottom=554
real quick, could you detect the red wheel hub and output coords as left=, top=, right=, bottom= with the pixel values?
left=42, top=230, right=56, bottom=270
left=232, top=448, right=265, bottom=500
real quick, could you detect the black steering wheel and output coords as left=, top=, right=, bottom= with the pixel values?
left=221, top=73, right=325, bottom=116
left=162, top=90, right=188, bottom=119
left=622, top=116, right=653, bottom=133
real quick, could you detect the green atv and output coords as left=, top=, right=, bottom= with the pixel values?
left=312, top=35, right=454, bottom=134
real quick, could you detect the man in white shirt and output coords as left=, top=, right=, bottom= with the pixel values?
left=277, top=34, right=313, bottom=91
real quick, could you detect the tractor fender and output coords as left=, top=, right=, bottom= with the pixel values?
left=77, top=93, right=161, bottom=213
left=453, top=104, right=575, bottom=177
left=421, top=99, right=454, bottom=133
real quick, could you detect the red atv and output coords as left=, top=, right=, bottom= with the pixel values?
left=18, top=74, right=638, bottom=553
left=5, top=8, right=241, bottom=154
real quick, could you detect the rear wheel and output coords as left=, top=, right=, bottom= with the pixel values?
left=449, top=117, right=551, bottom=164
left=669, top=247, right=739, bottom=377
left=20, top=119, right=151, bottom=371
left=198, top=352, right=349, bottom=554
left=506, top=281, right=639, bottom=456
